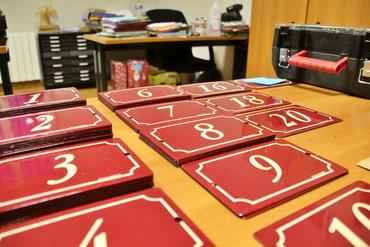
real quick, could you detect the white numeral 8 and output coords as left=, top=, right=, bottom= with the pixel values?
left=194, top=123, right=224, bottom=140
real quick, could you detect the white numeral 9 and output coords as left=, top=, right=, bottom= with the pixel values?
left=329, top=202, right=370, bottom=247
left=194, top=123, right=224, bottom=140
left=137, top=89, right=152, bottom=97
left=269, top=110, right=311, bottom=127
left=47, top=154, right=77, bottom=185
left=249, top=155, right=282, bottom=183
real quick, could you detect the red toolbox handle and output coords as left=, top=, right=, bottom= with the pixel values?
left=288, top=50, right=348, bottom=74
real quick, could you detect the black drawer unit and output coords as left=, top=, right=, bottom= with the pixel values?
left=38, top=31, right=96, bottom=89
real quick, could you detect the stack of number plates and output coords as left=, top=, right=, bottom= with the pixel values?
left=139, top=115, right=275, bottom=166
left=0, top=138, right=153, bottom=225
left=0, top=88, right=86, bottom=118
left=98, top=85, right=191, bottom=111
left=0, top=188, right=214, bottom=246
left=0, top=106, right=112, bottom=157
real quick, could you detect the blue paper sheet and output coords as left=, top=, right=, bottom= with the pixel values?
left=241, top=77, right=287, bottom=86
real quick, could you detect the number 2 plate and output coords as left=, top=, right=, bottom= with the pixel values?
left=116, top=100, right=223, bottom=133
left=177, top=81, right=249, bottom=98
left=0, top=188, right=213, bottom=246
left=239, top=105, right=342, bottom=137
left=0, top=138, right=153, bottom=224
left=182, top=139, right=348, bottom=218
left=98, top=85, right=190, bottom=111
left=255, top=181, right=370, bottom=247
left=198, top=92, right=290, bottom=115
left=0, top=87, right=86, bottom=118
left=139, top=115, right=275, bottom=165
left=0, top=106, right=112, bottom=157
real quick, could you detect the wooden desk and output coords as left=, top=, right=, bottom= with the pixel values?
left=0, top=45, right=12, bottom=95
left=87, top=84, right=370, bottom=246
left=84, top=34, right=248, bottom=92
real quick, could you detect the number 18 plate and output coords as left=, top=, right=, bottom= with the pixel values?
left=255, top=181, right=370, bottom=247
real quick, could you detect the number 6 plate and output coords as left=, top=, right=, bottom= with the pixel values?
left=98, top=85, right=190, bottom=111
left=139, top=115, right=275, bottom=166
left=182, top=139, right=348, bottom=218
left=255, top=181, right=370, bottom=247
left=0, top=138, right=153, bottom=225
left=239, top=105, right=342, bottom=137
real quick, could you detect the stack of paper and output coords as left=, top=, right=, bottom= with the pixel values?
left=99, top=16, right=150, bottom=38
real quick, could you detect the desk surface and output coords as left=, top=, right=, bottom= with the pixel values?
left=84, top=34, right=247, bottom=45
left=0, top=46, right=7, bottom=54
left=87, top=84, right=369, bottom=246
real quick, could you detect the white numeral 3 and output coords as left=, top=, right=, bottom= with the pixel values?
left=47, top=154, right=77, bottom=185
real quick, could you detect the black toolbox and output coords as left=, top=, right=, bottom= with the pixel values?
left=272, top=24, right=370, bottom=99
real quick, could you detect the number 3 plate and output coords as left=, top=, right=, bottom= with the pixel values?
left=239, top=105, right=342, bottom=137
left=182, top=139, right=348, bottom=218
left=0, top=138, right=153, bottom=225
left=255, top=181, right=370, bottom=247
left=139, top=115, right=275, bottom=165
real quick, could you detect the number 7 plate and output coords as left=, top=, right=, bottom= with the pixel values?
left=238, top=105, right=342, bottom=137
left=0, top=138, right=153, bottom=225
left=182, top=139, right=348, bottom=218
left=98, top=85, right=191, bottom=111
left=0, top=106, right=112, bottom=157
left=254, top=181, right=370, bottom=247
left=139, top=115, right=275, bottom=166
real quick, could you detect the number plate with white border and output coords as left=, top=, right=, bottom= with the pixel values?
left=0, top=87, right=86, bottom=118
left=182, top=139, right=348, bottom=218
left=98, top=85, right=191, bottom=111
left=177, top=81, right=249, bottom=98
left=0, top=106, right=112, bottom=156
left=254, top=181, right=370, bottom=247
left=116, top=100, right=224, bottom=133
left=0, top=138, right=153, bottom=224
left=197, top=92, right=290, bottom=115
left=139, top=115, right=275, bottom=165
left=238, top=105, right=342, bottom=137
left=0, top=188, right=214, bottom=246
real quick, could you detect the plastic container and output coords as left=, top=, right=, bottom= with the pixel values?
left=209, top=1, right=221, bottom=32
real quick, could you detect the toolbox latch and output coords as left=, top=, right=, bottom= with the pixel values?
left=278, top=48, right=290, bottom=68
left=358, top=60, right=370, bottom=84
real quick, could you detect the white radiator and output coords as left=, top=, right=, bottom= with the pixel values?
left=3, top=32, right=41, bottom=83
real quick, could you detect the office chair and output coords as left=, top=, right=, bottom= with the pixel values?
left=145, top=9, right=217, bottom=82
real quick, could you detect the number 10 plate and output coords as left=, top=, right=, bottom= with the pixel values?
left=254, top=181, right=370, bottom=247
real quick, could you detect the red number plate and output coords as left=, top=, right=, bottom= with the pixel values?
left=0, top=87, right=86, bottom=118
left=98, top=85, right=190, bottom=111
left=0, top=138, right=153, bottom=224
left=139, top=115, right=275, bottom=165
left=230, top=79, right=293, bottom=89
left=177, top=81, right=248, bottom=98
left=239, top=105, right=342, bottom=137
left=116, top=100, right=223, bottom=132
left=0, top=106, right=112, bottom=156
left=255, top=181, right=370, bottom=247
left=182, top=139, right=348, bottom=218
left=0, top=188, right=214, bottom=246
left=198, top=92, right=290, bottom=115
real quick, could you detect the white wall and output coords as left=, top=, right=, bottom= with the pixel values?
left=0, top=0, right=252, bottom=79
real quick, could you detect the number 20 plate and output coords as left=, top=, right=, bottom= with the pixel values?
left=0, top=188, right=213, bottom=246
left=0, top=138, right=153, bottom=224
left=98, top=85, right=191, bottom=111
left=255, top=181, right=370, bottom=247
left=139, top=115, right=275, bottom=165
left=240, top=105, right=342, bottom=137
left=182, top=139, right=348, bottom=218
